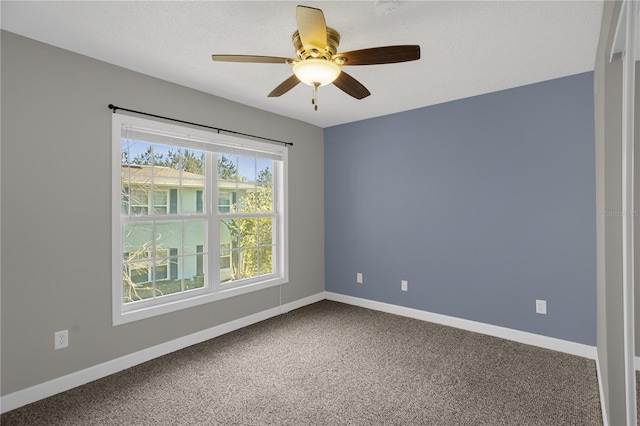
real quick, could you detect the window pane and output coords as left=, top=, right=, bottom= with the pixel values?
left=230, top=251, right=240, bottom=282
left=154, top=191, right=167, bottom=205
left=257, top=218, right=273, bottom=245
left=123, top=223, right=154, bottom=256
left=236, top=184, right=256, bottom=213
left=239, top=219, right=257, bottom=249
left=127, top=141, right=152, bottom=166
left=185, top=254, right=206, bottom=290
left=195, top=190, right=203, bottom=214
left=169, top=249, right=179, bottom=280
left=121, top=185, right=130, bottom=215
left=155, top=222, right=182, bottom=255
left=182, top=180, right=205, bottom=214
left=218, top=191, right=232, bottom=214
left=182, top=149, right=205, bottom=176
left=238, top=156, right=256, bottom=184
left=130, top=188, right=149, bottom=216
left=183, top=220, right=205, bottom=255
left=155, top=258, right=182, bottom=298
left=123, top=163, right=151, bottom=215
left=218, top=153, right=238, bottom=181
left=255, top=185, right=273, bottom=213
left=170, top=189, right=179, bottom=215
left=220, top=250, right=233, bottom=283
left=155, top=259, right=169, bottom=281
left=151, top=144, right=170, bottom=169
left=149, top=147, right=174, bottom=216
left=175, top=254, right=203, bottom=291
left=218, top=154, right=239, bottom=213
left=123, top=262, right=154, bottom=304
left=131, top=263, right=151, bottom=283
left=218, top=251, right=239, bottom=284
left=155, top=247, right=170, bottom=258
left=259, top=247, right=273, bottom=275
left=256, top=159, right=273, bottom=185
left=220, top=251, right=231, bottom=270
left=196, top=245, right=205, bottom=278
left=241, top=249, right=259, bottom=279
left=220, top=219, right=239, bottom=249
left=153, top=248, right=172, bottom=296
left=153, top=190, right=168, bottom=215
left=121, top=140, right=130, bottom=165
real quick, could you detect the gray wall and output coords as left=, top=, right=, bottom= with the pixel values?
left=0, top=31, right=324, bottom=396
left=324, top=72, right=596, bottom=345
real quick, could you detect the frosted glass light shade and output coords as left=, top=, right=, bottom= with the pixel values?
left=293, top=59, right=341, bottom=86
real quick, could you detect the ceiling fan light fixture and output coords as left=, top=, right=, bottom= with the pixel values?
left=293, top=59, right=341, bottom=86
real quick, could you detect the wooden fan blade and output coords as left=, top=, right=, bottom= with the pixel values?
left=334, top=45, right=420, bottom=66
left=268, top=75, right=301, bottom=97
left=296, top=5, right=327, bottom=53
left=211, top=55, right=292, bottom=64
left=332, top=71, right=370, bottom=100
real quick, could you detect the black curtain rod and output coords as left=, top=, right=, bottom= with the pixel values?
left=108, top=104, right=293, bottom=147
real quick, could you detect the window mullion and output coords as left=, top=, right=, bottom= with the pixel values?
left=152, top=221, right=157, bottom=298
left=274, top=158, right=283, bottom=277
left=150, top=145, right=155, bottom=215
left=208, top=152, right=219, bottom=291
left=180, top=220, right=185, bottom=292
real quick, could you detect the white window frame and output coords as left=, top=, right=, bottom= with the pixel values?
left=112, top=114, right=288, bottom=325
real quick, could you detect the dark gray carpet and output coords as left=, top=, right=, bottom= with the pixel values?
left=1, top=300, right=602, bottom=425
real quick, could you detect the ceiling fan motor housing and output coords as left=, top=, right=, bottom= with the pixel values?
left=292, top=28, right=341, bottom=61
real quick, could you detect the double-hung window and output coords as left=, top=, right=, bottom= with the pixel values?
left=112, top=114, right=288, bottom=325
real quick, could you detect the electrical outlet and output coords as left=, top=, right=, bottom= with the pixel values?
left=401, top=280, right=408, bottom=291
left=536, top=299, right=547, bottom=315
left=357, top=273, right=363, bottom=284
left=54, top=330, right=69, bottom=350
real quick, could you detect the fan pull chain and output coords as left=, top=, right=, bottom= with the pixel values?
left=312, top=82, right=320, bottom=111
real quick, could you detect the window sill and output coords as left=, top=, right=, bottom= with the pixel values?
left=113, top=277, right=287, bottom=326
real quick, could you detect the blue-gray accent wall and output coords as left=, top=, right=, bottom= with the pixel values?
left=324, top=72, right=596, bottom=345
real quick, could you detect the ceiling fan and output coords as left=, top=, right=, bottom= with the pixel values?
left=211, top=5, right=420, bottom=110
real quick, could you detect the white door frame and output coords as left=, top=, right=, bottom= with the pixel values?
left=610, top=1, right=638, bottom=423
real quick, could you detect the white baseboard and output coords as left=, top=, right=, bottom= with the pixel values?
left=324, top=292, right=597, bottom=360
left=0, top=291, right=325, bottom=414
left=0, top=290, right=599, bottom=414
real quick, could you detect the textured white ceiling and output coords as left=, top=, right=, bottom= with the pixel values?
left=1, top=1, right=603, bottom=128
